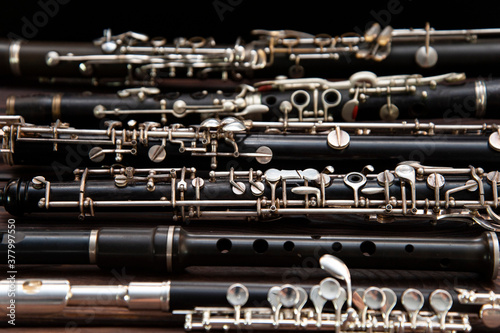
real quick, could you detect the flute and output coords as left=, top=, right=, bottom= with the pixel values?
left=2, top=23, right=500, bottom=85
left=1, top=255, right=498, bottom=330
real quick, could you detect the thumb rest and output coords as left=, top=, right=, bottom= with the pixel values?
left=3, top=255, right=500, bottom=331
left=2, top=115, right=500, bottom=170
left=4, top=161, right=500, bottom=231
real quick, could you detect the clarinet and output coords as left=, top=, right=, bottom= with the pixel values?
left=2, top=115, right=500, bottom=173
left=0, top=255, right=497, bottom=330
left=3, top=162, right=500, bottom=230
left=9, top=71, right=498, bottom=126
left=2, top=24, right=500, bottom=85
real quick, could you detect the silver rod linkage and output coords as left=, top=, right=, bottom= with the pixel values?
left=38, top=23, right=500, bottom=82
left=1, top=115, right=499, bottom=169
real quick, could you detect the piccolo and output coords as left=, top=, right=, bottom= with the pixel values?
left=2, top=226, right=497, bottom=279
left=1, top=256, right=498, bottom=330
left=2, top=23, right=500, bottom=85
left=2, top=115, right=500, bottom=172
left=3, top=162, right=500, bottom=230
left=9, top=71, right=495, bottom=126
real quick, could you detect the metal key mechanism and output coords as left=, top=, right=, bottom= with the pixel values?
left=327, top=126, right=351, bottom=149
left=379, top=88, right=400, bottom=121
left=401, top=288, right=425, bottom=328
left=380, top=288, right=397, bottom=326
left=267, top=286, right=283, bottom=326
left=0, top=254, right=484, bottom=332
left=363, top=287, right=386, bottom=311
left=342, top=71, right=377, bottom=121
left=318, top=277, right=341, bottom=303
left=279, top=284, right=299, bottom=309
left=353, top=288, right=367, bottom=326
left=341, top=88, right=360, bottom=122
left=292, top=287, right=308, bottom=325
left=310, top=285, right=328, bottom=327
left=415, top=23, right=439, bottom=68
left=291, top=89, right=310, bottom=121
left=319, top=255, right=353, bottom=308
left=321, top=88, right=342, bottom=121
left=226, top=283, right=249, bottom=325
left=429, top=289, right=453, bottom=330
left=395, top=164, right=417, bottom=214
left=343, top=172, right=367, bottom=207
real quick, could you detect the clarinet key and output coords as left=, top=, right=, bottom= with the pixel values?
left=344, top=172, right=367, bottom=207
left=148, top=145, right=167, bottom=163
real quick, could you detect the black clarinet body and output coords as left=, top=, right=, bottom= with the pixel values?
left=2, top=226, right=498, bottom=279
left=6, top=76, right=500, bottom=126
left=6, top=88, right=238, bottom=126
left=256, top=40, right=500, bottom=79
left=0, top=40, right=129, bottom=79
left=3, top=25, right=500, bottom=85
left=6, top=131, right=500, bottom=173
left=1, top=163, right=499, bottom=228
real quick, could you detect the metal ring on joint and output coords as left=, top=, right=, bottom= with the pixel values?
left=161, top=281, right=171, bottom=312
left=166, top=226, right=175, bottom=272
left=88, top=229, right=99, bottom=264
left=475, top=80, right=487, bottom=118
left=51, top=93, right=63, bottom=121
left=5, top=96, right=15, bottom=115
left=9, top=41, right=22, bottom=76
left=488, top=231, right=499, bottom=279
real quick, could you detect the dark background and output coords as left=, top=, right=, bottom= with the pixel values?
left=0, top=0, right=498, bottom=44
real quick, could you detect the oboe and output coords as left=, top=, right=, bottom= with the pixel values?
left=2, top=24, right=500, bottom=85
left=2, top=115, right=500, bottom=172
left=9, top=71, right=495, bottom=126
left=3, top=162, right=500, bottom=230
left=1, top=255, right=498, bottom=330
